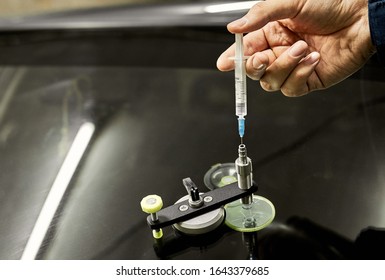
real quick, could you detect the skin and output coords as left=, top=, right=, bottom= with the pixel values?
left=217, top=0, right=376, bottom=97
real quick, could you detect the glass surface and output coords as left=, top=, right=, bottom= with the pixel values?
left=1, top=62, right=384, bottom=259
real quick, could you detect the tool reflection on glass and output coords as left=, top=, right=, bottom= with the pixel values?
left=140, top=34, right=275, bottom=243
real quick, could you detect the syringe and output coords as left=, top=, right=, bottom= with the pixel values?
left=234, top=33, right=247, bottom=142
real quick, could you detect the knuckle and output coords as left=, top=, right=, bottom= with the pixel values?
left=260, top=78, right=280, bottom=92
left=249, top=2, right=264, bottom=14
left=259, top=80, right=273, bottom=91
left=247, top=69, right=265, bottom=81
left=247, top=73, right=259, bottom=81
left=293, top=69, right=310, bottom=81
left=281, top=87, right=298, bottom=97
left=281, top=85, right=308, bottom=97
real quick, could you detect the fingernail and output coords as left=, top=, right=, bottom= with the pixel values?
left=252, top=56, right=265, bottom=69
left=253, top=64, right=266, bottom=80
left=228, top=17, right=248, bottom=29
left=304, top=52, right=320, bottom=64
left=254, top=62, right=266, bottom=72
left=256, top=64, right=266, bottom=71
left=289, top=41, right=307, bottom=58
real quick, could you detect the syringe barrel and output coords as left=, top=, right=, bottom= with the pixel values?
left=235, top=33, right=247, bottom=117
left=235, top=68, right=247, bottom=116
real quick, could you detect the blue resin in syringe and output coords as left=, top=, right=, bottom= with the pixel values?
left=234, top=33, right=247, bottom=141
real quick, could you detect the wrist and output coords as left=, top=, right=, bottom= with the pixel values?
left=368, top=0, right=385, bottom=63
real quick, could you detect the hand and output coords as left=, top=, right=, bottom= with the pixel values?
left=217, top=0, right=376, bottom=96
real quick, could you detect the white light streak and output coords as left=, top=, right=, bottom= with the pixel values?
left=21, top=122, right=95, bottom=260
left=204, top=1, right=260, bottom=13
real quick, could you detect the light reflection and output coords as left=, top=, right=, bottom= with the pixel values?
left=204, top=1, right=260, bottom=13
left=21, top=122, right=95, bottom=260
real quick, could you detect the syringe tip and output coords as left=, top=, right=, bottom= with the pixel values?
left=238, top=117, right=245, bottom=138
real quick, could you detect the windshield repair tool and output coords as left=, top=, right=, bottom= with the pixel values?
left=225, top=144, right=275, bottom=232
left=140, top=177, right=257, bottom=238
left=140, top=144, right=275, bottom=239
left=235, top=33, right=247, bottom=142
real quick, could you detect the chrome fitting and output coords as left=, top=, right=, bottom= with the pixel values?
left=235, top=144, right=253, bottom=205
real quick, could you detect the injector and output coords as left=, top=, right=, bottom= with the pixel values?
left=235, top=144, right=253, bottom=205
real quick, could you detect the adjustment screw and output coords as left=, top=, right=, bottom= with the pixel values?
left=204, top=196, right=213, bottom=203
left=179, top=204, right=189, bottom=212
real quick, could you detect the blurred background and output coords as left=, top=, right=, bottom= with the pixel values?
left=0, top=0, right=204, bottom=17
left=0, top=0, right=156, bottom=17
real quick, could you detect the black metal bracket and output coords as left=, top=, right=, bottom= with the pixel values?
left=147, top=182, right=258, bottom=230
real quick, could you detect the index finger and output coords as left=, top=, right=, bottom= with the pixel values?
left=227, top=0, right=304, bottom=33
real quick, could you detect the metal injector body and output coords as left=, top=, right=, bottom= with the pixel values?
left=235, top=144, right=253, bottom=205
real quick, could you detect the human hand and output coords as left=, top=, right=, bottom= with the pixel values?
left=217, top=0, right=376, bottom=96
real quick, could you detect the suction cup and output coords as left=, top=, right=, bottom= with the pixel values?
left=172, top=194, right=225, bottom=235
left=203, top=163, right=238, bottom=190
left=225, top=195, right=275, bottom=232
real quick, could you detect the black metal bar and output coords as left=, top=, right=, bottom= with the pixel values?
left=147, top=182, right=258, bottom=230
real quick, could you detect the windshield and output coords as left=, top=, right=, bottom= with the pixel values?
left=0, top=0, right=212, bottom=18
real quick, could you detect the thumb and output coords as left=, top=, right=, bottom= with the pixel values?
left=227, top=0, right=304, bottom=33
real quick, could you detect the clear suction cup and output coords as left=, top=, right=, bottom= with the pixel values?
left=225, top=195, right=275, bottom=232
left=203, top=163, right=239, bottom=190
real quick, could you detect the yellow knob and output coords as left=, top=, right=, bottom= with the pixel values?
left=140, top=195, right=163, bottom=214
left=153, top=229, right=163, bottom=239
